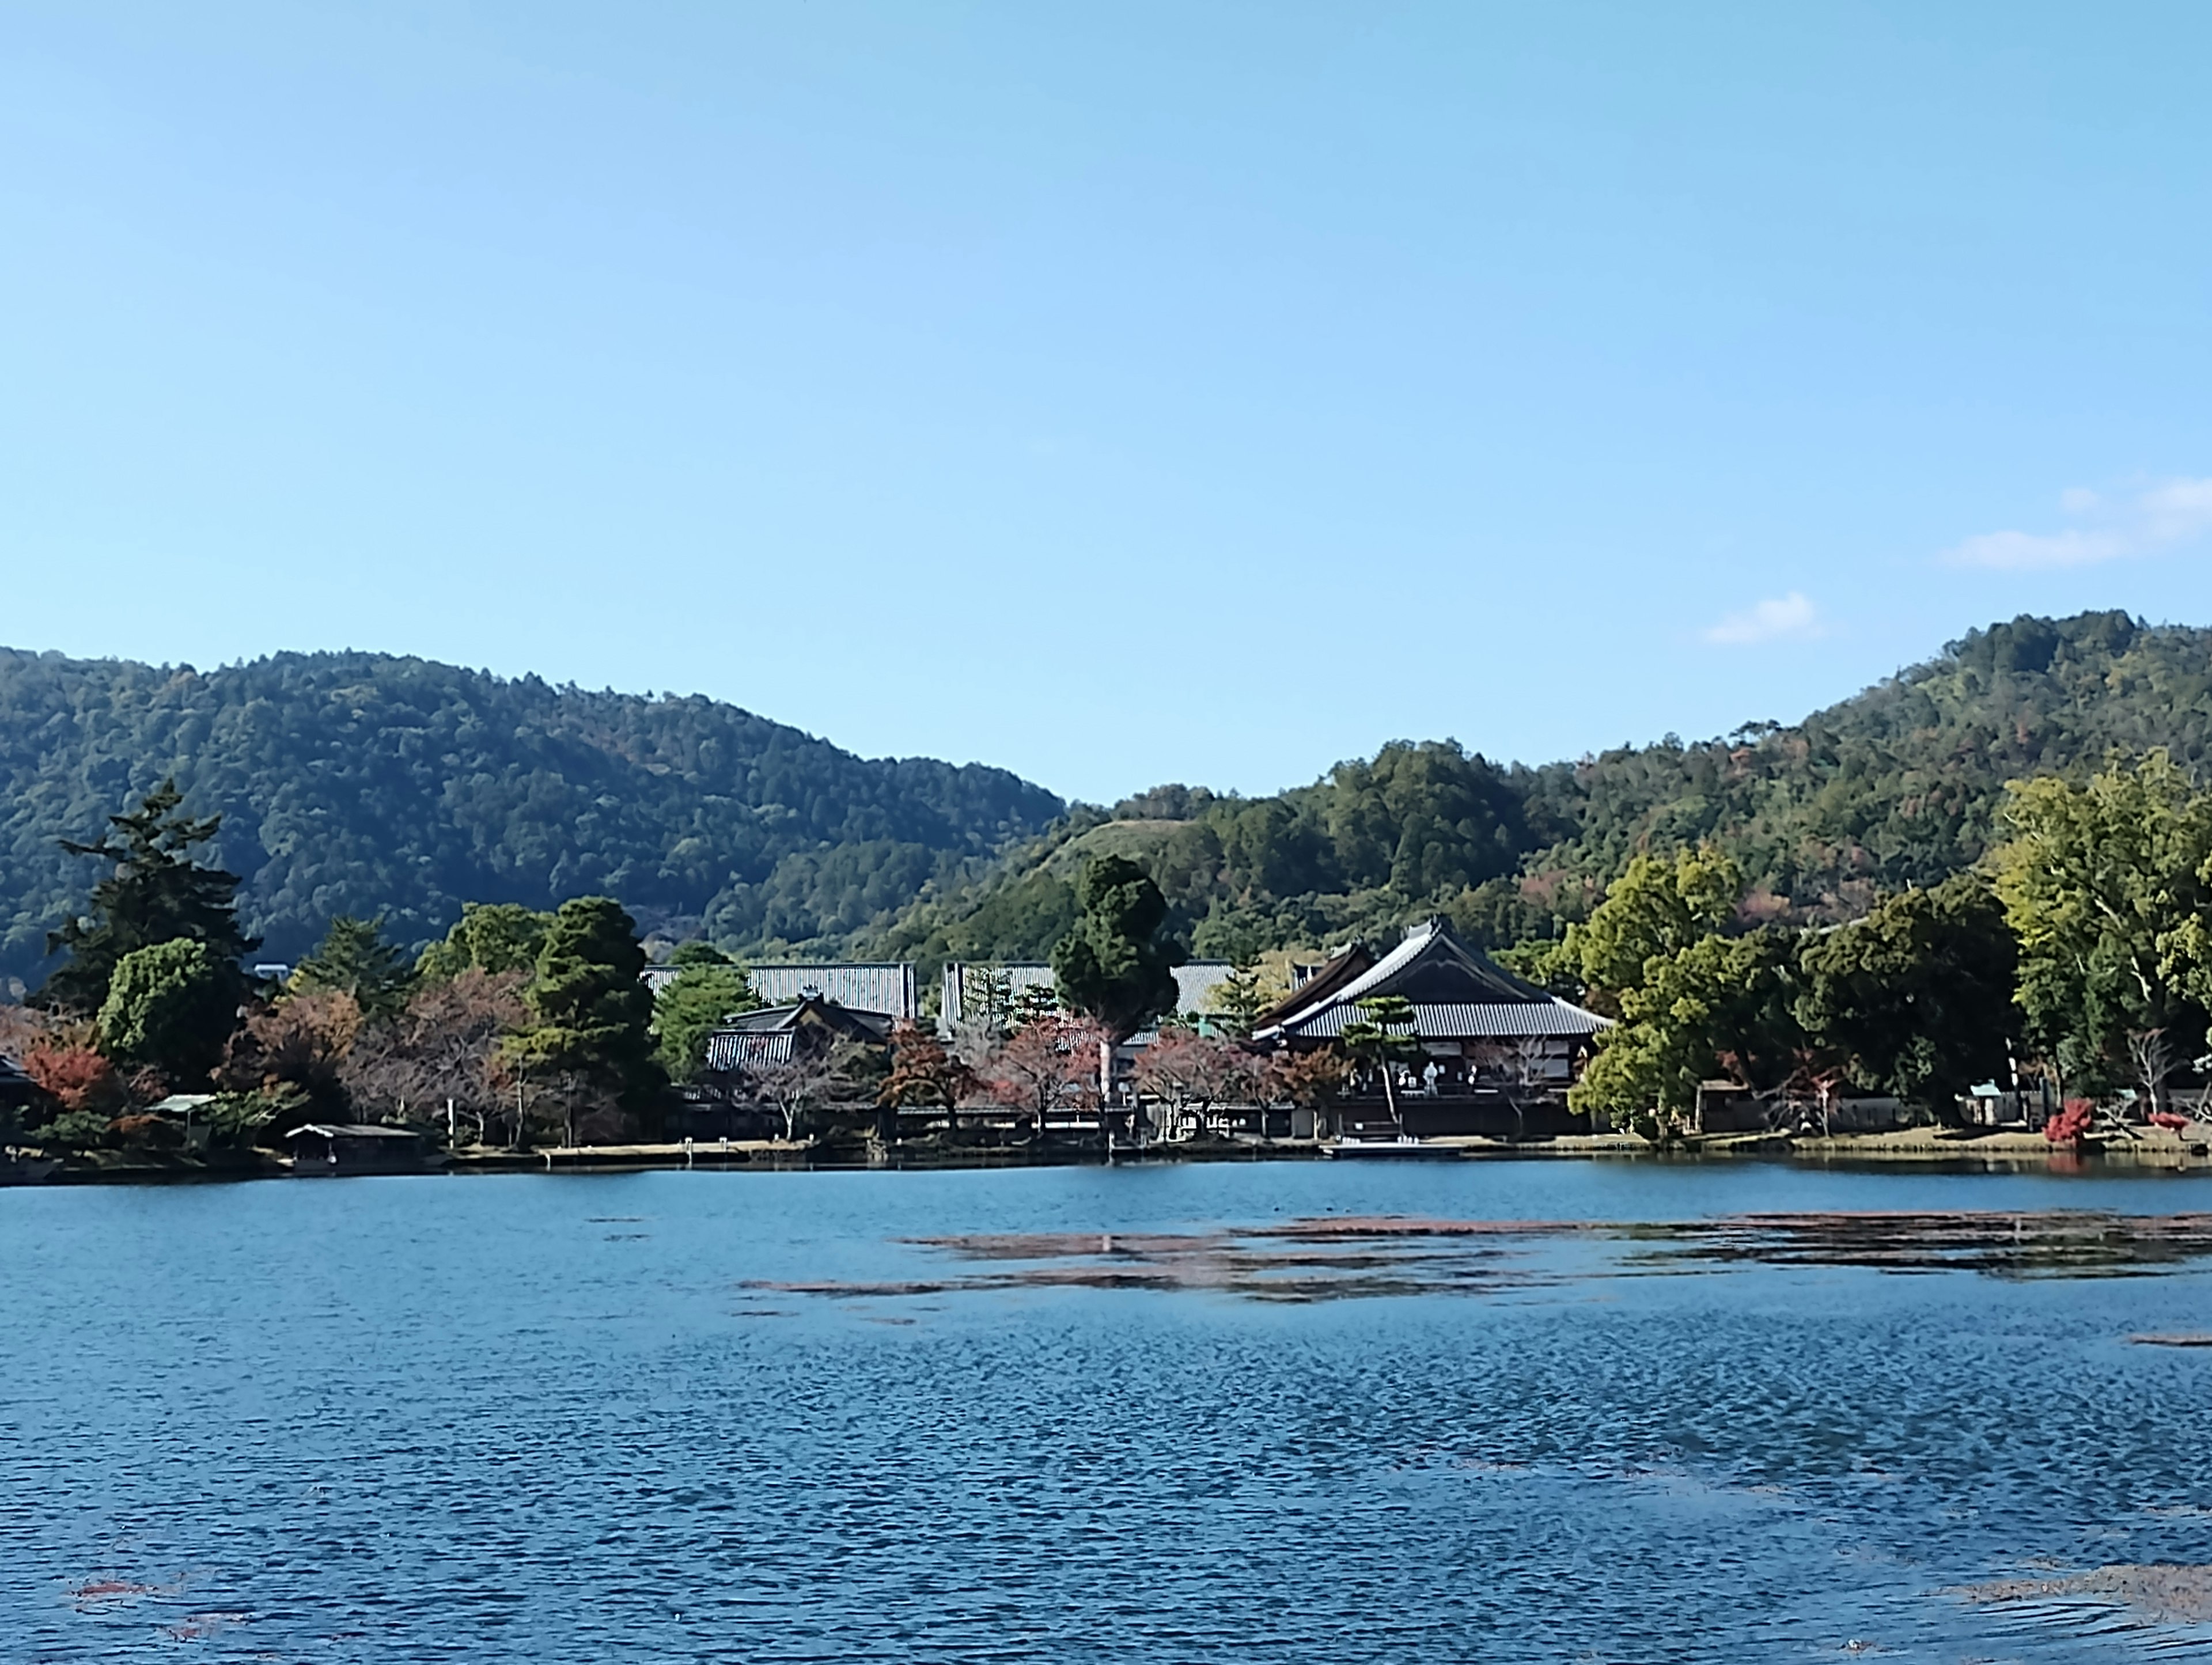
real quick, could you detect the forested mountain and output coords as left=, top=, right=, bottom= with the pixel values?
left=5, top=612, right=2200, bottom=996
left=863, top=611, right=2212, bottom=965
left=0, top=649, right=1062, bottom=992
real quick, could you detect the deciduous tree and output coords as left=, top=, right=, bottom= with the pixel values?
left=878, top=1021, right=974, bottom=1129
left=979, top=1015, right=1107, bottom=1136
left=1132, top=1031, right=1260, bottom=1132
left=1554, top=848, right=1741, bottom=1016
left=219, top=989, right=365, bottom=1127
left=1990, top=751, right=2212, bottom=1097
left=343, top=968, right=530, bottom=1141
left=1793, top=874, right=2018, bottom=1116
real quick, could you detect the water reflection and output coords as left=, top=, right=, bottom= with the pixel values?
left=745, top=1209, right=2212, bottom=1303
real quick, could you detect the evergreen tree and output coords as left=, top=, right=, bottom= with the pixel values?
left=41, top=780, right=256, bottom=1015
left=666, top=939, right=732, bottom=968
left=1339, top=994, right=1420, bottom=1127
left=1050, top=855, right=1182, bottom=1041
left=505, top=897, right=664, bottom=1120
left=293, top=915, right=415, bottom=1020
left=416, top=902, right=552, bottom=983
left=97, top=938, right=240, bottom=1087
left=1206, top=960, right=1270, bottom=1038
left=650, top=960, right=758, bottom=1083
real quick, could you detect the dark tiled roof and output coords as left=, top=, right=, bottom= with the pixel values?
left=643, top=961, right=919, bottom=1019
left=1255, top=917, right=1607, bottom=1044
left=705, top=1031, right=796, bottom=1071
left=940, top=961, right=1238, bottom=1025
left=1289, top=1002, right=1608, bottom=1040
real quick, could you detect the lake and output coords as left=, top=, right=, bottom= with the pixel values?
left=6, top=1158, right=2212, bottom=1662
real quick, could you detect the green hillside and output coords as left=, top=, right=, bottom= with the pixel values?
left=0, top=649, right=1062, bottom=992
left=866, top=610, right=2211, bottom=964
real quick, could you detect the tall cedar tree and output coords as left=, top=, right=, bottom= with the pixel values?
left=505, top=897, right=665, bottom=1116
left=1049, top=855, right=1182, bottom=1041
left=292, top=915, right=415, bottom=1020
left=43, top=780, right=257, bottom=1015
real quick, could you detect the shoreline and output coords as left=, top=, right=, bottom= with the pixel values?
left=9, top=1125, right=2211, bottom=1184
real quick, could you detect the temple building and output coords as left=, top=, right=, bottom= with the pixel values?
left=703, top=996, right=899, bottom=1072
left=1248, top=917, right=1610, bottom=1135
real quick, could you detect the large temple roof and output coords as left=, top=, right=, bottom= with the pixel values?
left=1252, top=917, right=1608, bottom=1045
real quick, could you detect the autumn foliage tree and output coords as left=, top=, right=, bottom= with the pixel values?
left=343, top=968, right=531, bottom=1143
left=1131, top=1031, right=1262, bottom=1133
left=979, top=1015, right=1106, bottom=1136
left=877, top=1021, right=974, bottom=1130
left=219, top=990, right=365, bottom=1128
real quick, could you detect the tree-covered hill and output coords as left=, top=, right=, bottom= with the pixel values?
left=0, top=648, right=1062, bottom=992
left=864, top=610, right=2212, bottom=965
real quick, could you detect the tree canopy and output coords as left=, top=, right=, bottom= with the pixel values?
left=505, top=897, right=664, bottom=1115
left=1049, top=856, right=1183, bottom=1041
left=40, top=780, right=257, bottom=1015
left=650, top=960, right=758, bottom=1084
left=869, top=610, right=2212, bottom=968
left=1989, top=750, right=2212, bottom=1093
left=0, top=648, right=1062, bottom=987
left=97, top=938, right=240, bottom=1088
left=292, top=915, right=415, bottom=1020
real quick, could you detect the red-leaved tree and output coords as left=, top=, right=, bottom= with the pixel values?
left=980, top=1015, right=1105, bottom=1136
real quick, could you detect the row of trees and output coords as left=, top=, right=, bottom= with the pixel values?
left=1, top=787, right=1277, bottom=1152
left=1544, top=750, right=2212, bottom=1128
left=2, top=783, right=672, bottom=1151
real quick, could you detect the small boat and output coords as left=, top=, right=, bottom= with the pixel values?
left=1322, top=1135, right=1463, bottom=1160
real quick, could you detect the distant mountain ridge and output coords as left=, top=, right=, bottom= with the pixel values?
left=4, top=612, right=2200, bottom=996
left=0, top=648, right=1063, bottom=991
left=858, top=610, right=2212, bottom=966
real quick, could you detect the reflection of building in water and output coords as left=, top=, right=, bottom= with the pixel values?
left=1249, top=917, right=1610, bottom=1136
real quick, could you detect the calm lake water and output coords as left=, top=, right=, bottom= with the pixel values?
left=7, top=1159, right=2212, bottom=1663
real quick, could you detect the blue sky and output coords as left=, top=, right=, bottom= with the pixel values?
left=5, top=2, right=2210, bottom=805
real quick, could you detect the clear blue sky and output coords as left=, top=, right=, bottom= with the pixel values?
left=6, top=3, right=2210, bottom=805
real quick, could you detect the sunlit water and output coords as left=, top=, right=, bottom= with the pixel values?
left=6, top=1159, right=2212, bottom=1662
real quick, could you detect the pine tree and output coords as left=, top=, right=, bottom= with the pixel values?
left=503, top=897, right=664, bottom=1135
left=293, top=915, right=416, bottom=1020
left=42, top=780, right=257, bottom=1016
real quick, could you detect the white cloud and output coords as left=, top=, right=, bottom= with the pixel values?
left=1945, top=528, right=2127, bottom=570
left=1945, top=476, right=2212, bottom=570
left=1704, top=591, right=1821, bottom=645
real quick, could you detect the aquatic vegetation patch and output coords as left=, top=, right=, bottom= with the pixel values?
left=745, top=1211, right=2212, bottom=1306
left=1952, top=1562, right=2212, bottom=1624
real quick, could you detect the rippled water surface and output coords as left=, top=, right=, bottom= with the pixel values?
left=7, top=1159, right=2212, bottom=1663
